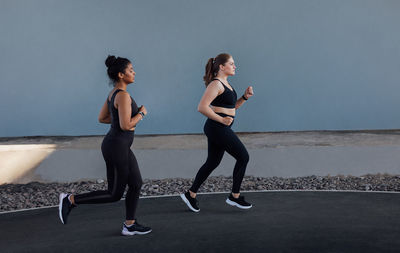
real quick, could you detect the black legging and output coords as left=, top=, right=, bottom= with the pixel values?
left=74, top=130, right=142, bottom=220
left=190, top=113, right=249, bottom=194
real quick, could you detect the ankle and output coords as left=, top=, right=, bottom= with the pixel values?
left=189, top=190, right=196, bottom=198
left=231, top=193, right=240, bottom=199
left=125, top=220, right=135, bottom=226
left=68, top=195, right=75, bottom=205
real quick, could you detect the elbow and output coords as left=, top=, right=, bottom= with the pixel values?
left=98, top=114, right=109, bottom=123
left=120, top=121, right=133, bottom=131
left=120, top=124, right=129, bottom=131
left=98, top=116, right=109, bottom=124
left=197, top=105, right=205, bottom=114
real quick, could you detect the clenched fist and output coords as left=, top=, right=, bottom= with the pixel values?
left=139, top=105, right=147, bottom=116
left=244, top=86, right=254, bottom=99
left=221, top=116, right=234, bottom=126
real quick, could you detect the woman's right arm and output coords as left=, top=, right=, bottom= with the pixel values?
left=98, top=100, right=111, bottom=124
left=198, top=81, right=233, bottom=125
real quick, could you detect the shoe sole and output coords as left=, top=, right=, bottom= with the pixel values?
left=121, top=229, right=152, bottom=236
left=59, top=193, right=67, bottom=224
left=225, top=198, right=252, bottom=209
left=180, top=194, right=200, bottom=212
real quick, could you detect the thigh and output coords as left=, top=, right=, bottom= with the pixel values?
left=102, top=138, right=119, bottom=190
left=106, top=140, right=130, bottom=190
left=207, top=138, right=226, bottom=163
left=127, top=150, right=142, bottom=186
left=220, top=128, right=248, bottom=159
left=204, top=122, right=227, bottom=161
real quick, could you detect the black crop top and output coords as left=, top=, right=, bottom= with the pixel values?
left=108, top=89, right=139, bottom=132
left=210, top=79, right=237, bottom=109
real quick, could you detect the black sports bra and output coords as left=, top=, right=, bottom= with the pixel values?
left=210, top=79, right=237, bottom=109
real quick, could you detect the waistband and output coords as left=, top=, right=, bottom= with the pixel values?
left=106, top=128, right=135, bottom=139
left=206, top=112, right=235, bottom=128
left=215, top=112, right=235, bottom=118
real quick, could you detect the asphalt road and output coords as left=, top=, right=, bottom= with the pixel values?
left=1, top=191, right=400, bottom=253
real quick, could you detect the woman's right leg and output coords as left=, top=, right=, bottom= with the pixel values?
left=59, top=138, right=129, bottom=224
left=181, top=120, right=225, bottom=212
left=74, top=138, right=129, bottom=205
left=189, top=139, right=225, bottom=193
left=181, top=138, right=224, bottom=212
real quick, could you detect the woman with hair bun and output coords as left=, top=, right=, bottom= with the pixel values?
left=59, top=55, right=151, bottom=236
left=181, top=53, right=254, bottom=212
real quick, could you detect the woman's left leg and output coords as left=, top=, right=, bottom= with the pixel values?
left=220, top=128, right=252, bottom=209
left=125, top=150, right=143, bottom=221
left=223, top=128, right=250, bottom=194
left=121, top=149, right=152, bottom=235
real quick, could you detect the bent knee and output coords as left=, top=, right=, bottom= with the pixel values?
left=109, top=191, right=124, bottom=202
left=137, top=179, right=143, bottom=189
left=129, top=179, right=143, bottom=190
left=238, top=151, right=249, bottom=164
left=205, top=160, right=222, bottom=169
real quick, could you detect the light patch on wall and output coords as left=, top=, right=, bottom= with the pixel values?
left=0, top=144, right=57, bottom=184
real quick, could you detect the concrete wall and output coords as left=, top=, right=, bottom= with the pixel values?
left=1, top=0, right=400, bottom=137
left=2, top=132, right=400, bottom=184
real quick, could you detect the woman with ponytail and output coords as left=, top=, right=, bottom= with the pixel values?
left=181, top=53, right=254, bottom=212
left=58, top=55, right=152, bottom=236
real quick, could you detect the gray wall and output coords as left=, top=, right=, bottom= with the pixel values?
left=1, top=0, right=400, bottom=137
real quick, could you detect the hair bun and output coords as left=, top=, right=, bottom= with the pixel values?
left=105, top=55, right=117, bottom=68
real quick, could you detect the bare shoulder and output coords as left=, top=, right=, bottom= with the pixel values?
left=120, top=90, right=130, bottom=95
left=207, top=80, right=224, bottom=91
left=108, top=89, right=128, bottom=99
left=114, top=90, right=131, bottom=107
left=115, top=90, right=130, bottom=98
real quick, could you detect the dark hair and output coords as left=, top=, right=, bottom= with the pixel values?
left=203, top=53, right=232, bottom=86
left=105, top=55, right=131, bottom=84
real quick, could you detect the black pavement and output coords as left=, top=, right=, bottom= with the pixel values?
left=1, top=191, right=400, bottom=253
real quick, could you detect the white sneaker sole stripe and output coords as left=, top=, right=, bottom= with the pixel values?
left=180, top=194, right=200, bottom=212
left=225, top=198, right=252, bottom=209
left=58, top=193, right=67, bottom=224
left=121, top=229, right=152, bottom=236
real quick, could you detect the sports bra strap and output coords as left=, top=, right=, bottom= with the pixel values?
left=212, top=78, right=224, bottom=85
left=212, top=78, right=234, bottom=92
left=109, top=89, right=124, bottom=103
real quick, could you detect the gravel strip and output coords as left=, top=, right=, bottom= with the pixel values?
left=1, top=174, right=400, bottom=212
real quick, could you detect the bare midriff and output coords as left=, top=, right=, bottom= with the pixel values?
left=211, top=106, right=236, bottom=117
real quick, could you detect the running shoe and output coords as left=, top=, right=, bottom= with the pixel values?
left=121, top=221, right=152, bottom=236
left=59, top=193, right=76, bottom=224
left=180, top=191, right=200, bottom=212
left=226, top=194, right=252, bottom=209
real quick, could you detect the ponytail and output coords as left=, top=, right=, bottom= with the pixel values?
left=203, top=58, right=215, bottom=86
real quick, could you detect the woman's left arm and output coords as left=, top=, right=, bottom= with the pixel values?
left=235, top=86, right=254, bottom=109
